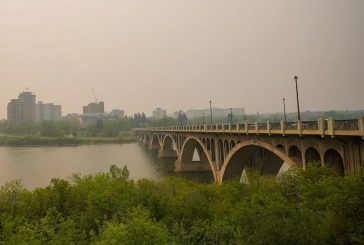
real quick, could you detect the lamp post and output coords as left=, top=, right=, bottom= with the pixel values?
left=163, top=113, right=166, bottom=128
left=230, top=108, right=233, bottom=124
left=294, top=76, right=301, bottom=121
left=209, top=100, right=213, bottom=126
left=202, top=112, right=205, bottom=125
left=283, top=98, right=287, bottom=124
left=179, top=110, right=182, bottom=127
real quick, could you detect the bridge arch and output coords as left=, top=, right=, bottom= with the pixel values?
left=178, top=136, right=218, bottom=181
left=305, top=147, right=321, bottom=167
left=230, top=140, right=236, bottom=150
left=219, top=140, right=296, bottom=183
left=158, top=134, right=178, bottom=158
left=151, top=134, right=161, bottom=147
left=218, top=139, right=224, bottom=165
left=288, top=145, right=303, bottom=168
left=324, top=149, right=345, bottom=175
left=161, top=134, right=177, bottom=151
left=276, top=144, right=285, bottom=153
left=224, top=140, right=230, bottom=158
left=144, top=134, right=152, bottom=145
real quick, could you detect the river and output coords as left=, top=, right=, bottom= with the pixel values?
left=0, top=143, right=213, bottom=189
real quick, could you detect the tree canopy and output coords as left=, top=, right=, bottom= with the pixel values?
left=0, top=166, right=363, bottom=244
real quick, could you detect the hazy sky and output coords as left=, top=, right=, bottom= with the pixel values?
left=1, top=0, right=363, bottom=118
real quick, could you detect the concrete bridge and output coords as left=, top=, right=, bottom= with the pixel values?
left=135, top=117, right=364, bottom=183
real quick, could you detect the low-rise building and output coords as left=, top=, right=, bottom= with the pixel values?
left=81, top=113, right=114, bottom=127
left=111, top=109, right=125, bottom=118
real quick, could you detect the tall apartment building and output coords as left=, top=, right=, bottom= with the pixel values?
left=7, top=91, right=36, bottom=126
left=7, top=91, right=62, bottom=126
left=83, top=101, right=104, bottom=113
left=36, top=102, right=62, bottom=122
left=18, top=92, right=36, bottom=123
left=7, top=99, right=23, bottom=126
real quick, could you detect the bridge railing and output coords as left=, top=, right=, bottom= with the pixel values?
left=248, top=123, right=256, bottom=131
left=334, top=119, right=359, bottom=130
left=285, top=122, right=298, bottom=130
left=239, top=123, right=246, bottom=131
left=137, top=117, right=364, bottom=138
left=223, top=124, right=229, bottom=131
left=270, top=122, right=281, bottom=130
left=258, top=123, right=267, bottom=131
left=301, top=121, right=319, bottom=130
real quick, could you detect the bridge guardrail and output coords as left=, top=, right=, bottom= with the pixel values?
left=258, top=123, right=267, bottom=130
left=239, top=123, right=245, bottom=131
left=285, top=122, right=297, bottom=130
left=302, top=121, right=319, bottom=130
left=334, top=119, right=359, bottom=130
left=136, top=117, right=364, bottom=138
left=270, top=122, right=281, bottom=130
left=248, top=123, right=255, bottom=131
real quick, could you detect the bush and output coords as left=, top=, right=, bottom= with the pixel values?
left=0, top=166, right=363, bottom=244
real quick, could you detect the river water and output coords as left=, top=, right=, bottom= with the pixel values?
left=0, top=143, right=213, bottom=189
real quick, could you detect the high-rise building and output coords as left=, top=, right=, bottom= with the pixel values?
left=7, top=91, right=62, bottom=126
left=7, top=99, right=23, bottom=126
left=7, top=91, right=36, bottom=126
left=36, top=102, right=62, bottom=122
left=18, top=92, right=36, bottom=123
left=83, top=101, right=104, bottom=113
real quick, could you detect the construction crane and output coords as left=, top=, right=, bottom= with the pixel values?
left=92, top=88, right=98, bottom=104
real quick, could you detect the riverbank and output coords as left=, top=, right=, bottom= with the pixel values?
left=0, top=135, right=137, bottom=146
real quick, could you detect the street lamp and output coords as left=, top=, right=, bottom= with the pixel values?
left=179, top=110, right=182, bottom=127
left=202, top=112, right=205, bottom=125
left=283, top=98, right=287, bottom=124
left=163, top=113, right=166, bottom=128
left=294, top=76, right=301, bottom=121
left=209, top=100, right=213, bottom=126
left=230, top=108, right=233, bottom=124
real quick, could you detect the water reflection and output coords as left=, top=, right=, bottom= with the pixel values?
left=0, top=143, right=213, bottom=189
left=139, top=144, right=214, bottom=183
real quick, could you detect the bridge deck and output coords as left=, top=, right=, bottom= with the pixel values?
left=135, top=118, right=364, bottom=138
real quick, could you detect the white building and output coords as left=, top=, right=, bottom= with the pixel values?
left=36, top=102, right=62, bottom=122
left=153, top=107, right=167, bottom=119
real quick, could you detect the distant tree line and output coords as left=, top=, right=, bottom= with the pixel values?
left=0, top=109, right=363, bottom=136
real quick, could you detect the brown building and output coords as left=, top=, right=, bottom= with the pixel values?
left=7, top=91, right=36, bottom=126
left=83, top=101, right=104, bottom=114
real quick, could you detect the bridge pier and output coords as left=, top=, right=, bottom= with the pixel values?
left=148, top=144, right=160, bottom=150
left=157, top=149, right=177, bottom=158
left=175, top=159, right=212, bottom=172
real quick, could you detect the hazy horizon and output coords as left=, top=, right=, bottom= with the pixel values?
left=1, top=0, right=363, bottom=119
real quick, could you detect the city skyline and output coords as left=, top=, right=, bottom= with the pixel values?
left=1, top=0, right=363, bottom=119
